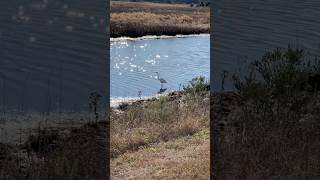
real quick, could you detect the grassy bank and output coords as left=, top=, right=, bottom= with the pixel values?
left=111, top=77, right=210, bottom=178
left=212, top=47, right=320, bottom=179
left=111, top=129, right=209, bottom=179
left=110, top=1, right=210, bottom=38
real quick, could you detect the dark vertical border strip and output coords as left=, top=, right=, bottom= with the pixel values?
left=211, top=0, right=222, bottom=179
left=210, top=0, right=215, bottom=179
left=106, top=0, right=110, bottom=179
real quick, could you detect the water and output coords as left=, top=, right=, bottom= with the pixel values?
left=212, top=0, right=320, bottom=90
left=0, top=0, right=108, bottom=112
left=110, top=35, right=210, bottom=104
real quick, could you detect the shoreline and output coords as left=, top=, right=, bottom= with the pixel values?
left=110, top=94, right=165, bottom=108
left=110, top=27, right=210, bottom=39
left=110, top=30, right=210, bottom=39
left=110, top=90, right=188, bottom=110
left=110, top=33, right=209, bottom=42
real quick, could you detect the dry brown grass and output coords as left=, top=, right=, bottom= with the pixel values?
left=111, top=91, right=210, bottom=178
left=110, top=1, right=209, bottom=37
left=111, top=129, right=210, bottom=179
left=111, top=92, right=209, bottom=157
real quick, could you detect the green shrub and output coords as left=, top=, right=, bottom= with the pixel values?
left=183, top=76, right=209, bottom=94
left=147, top=96, right=174, bottom=123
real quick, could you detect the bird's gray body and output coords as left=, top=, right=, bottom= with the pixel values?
left=155, top=72, right=167, bottom=90
left=158, top=78, right=167, bottom=84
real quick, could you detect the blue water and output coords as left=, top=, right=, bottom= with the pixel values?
left=110, top=35, right=210, bottom=99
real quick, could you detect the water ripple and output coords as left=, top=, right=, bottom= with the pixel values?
left=111, top=36, right=209, bottom=98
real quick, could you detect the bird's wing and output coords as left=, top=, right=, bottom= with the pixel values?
left=161, top=79, right=167, bottom=83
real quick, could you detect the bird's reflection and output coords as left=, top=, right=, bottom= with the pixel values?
left=158, top=88, right=167, bottom=94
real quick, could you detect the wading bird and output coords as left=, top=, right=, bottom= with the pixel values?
left=155, top=72, right=167, bottom=89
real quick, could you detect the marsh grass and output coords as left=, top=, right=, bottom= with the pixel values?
left=111, top=21, right=209, bottom=38
left=111, top=2, right=209, bottom=37
left=213, top=47, right=320, bottom=179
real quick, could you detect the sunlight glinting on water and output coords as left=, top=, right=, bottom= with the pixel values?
left=110, top=35, right=210, bottom=100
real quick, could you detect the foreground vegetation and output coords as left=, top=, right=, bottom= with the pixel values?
left=111, top=77, right=210, bottom=178
left=112, top=129, right=209, bottom=179
left=111, top=1, right=209, bottom=37
left=212, top=47, right=320, bottom=179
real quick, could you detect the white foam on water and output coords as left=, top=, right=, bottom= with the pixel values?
left=110, top=34, right=210, bottom=42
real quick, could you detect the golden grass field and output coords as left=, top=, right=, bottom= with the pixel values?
left=110, top=91, right=210, bottom=179
left=111, top=129, right=209, bottom=179
left=110, top=1, right=210, bottom=37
